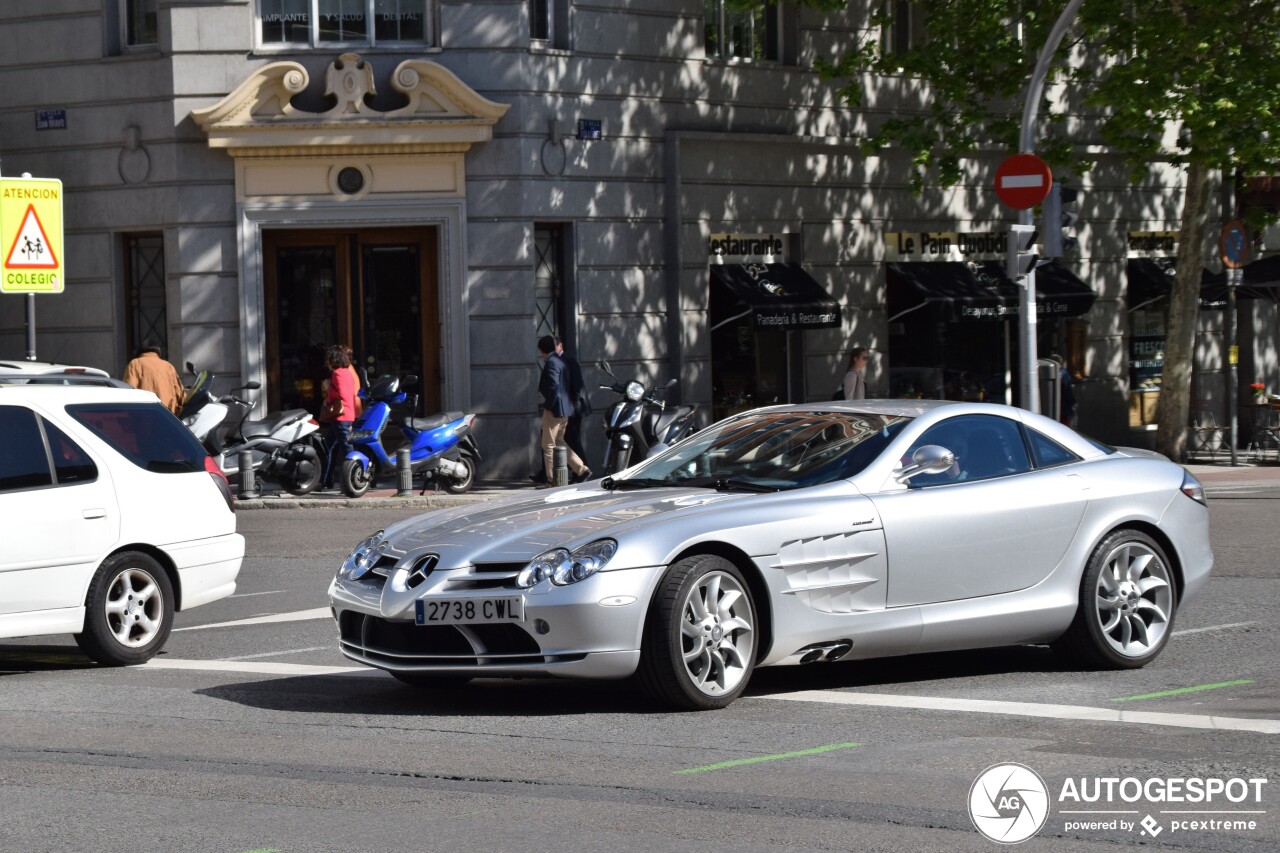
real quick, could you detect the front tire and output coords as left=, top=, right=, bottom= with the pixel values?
left=390, top=672, right=472, bottom=689
left=442, top=455, right=476, bottom=494
left=637, top=555, right=757, bottom=710
left=1053, top=529, right=1177, bottom=669
left=74, top=552, right=174, bottom=666
left=340, top=458, right=372, bottom=498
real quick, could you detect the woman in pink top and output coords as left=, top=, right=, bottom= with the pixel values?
left=321, top=345, right=357, bottom=490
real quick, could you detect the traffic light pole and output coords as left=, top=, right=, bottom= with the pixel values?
left=1015, top=0, right=1084, bottom=413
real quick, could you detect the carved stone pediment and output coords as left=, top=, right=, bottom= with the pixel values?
left=192, top=53, right=510, bottom=155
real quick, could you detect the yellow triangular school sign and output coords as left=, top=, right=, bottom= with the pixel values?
left=0, top=177, right=64, bottom=293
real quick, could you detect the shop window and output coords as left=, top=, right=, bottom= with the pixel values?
left=124, top=234, right=168, bottom=362
left=530, top=0, right=570, bottom=49
left=258, top=0, right=432, bottom=48
left=1128, top=302, right=1165, bottom=428
left=704, top=1, right=784, bottom=63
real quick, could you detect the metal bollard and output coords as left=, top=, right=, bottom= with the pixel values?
left=553, top=444, right=569, bottom=487
left=237, top=449, right=259, bottom=499
left=396, top=446, right=413, bottom=497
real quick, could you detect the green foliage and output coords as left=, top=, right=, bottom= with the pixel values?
left=813, top=0, right=1280, bottom=192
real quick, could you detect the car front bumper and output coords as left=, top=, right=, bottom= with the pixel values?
left=328, top=564, right=660, bottom=680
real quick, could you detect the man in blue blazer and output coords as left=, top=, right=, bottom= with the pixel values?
left=537, top=335, right=591, bottom=485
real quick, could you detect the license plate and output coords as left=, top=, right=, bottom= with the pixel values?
left=415, top=596, right=525, bottom=625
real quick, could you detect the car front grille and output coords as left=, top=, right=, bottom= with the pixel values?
left=338, top=611, right=581, bottom=667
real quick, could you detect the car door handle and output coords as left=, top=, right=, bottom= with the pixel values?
left=82, top=508, right=107, bottom=519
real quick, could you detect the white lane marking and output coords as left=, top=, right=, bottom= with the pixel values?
left=139, top=658, right=371, bottom=676
left=1174, top=621, right=1257, bottom=636
left=764, top=691, right=1280, bottom=734
left=228, top=590, right=287, bottom=599
left=172, top=607, right=331, bottom=632
left=223, top=646, right=332, bottom=661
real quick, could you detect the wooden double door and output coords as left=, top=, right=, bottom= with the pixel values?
left=263, top=228, right=440, bottom=416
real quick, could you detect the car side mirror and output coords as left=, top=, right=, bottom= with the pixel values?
left=893, top=445, right=956, bottom=483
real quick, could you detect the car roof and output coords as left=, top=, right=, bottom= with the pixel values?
left=0, top=359, right=110, bottom=377
left=0, top=382, right=158, bottom=403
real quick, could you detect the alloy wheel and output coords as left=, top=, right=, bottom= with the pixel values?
left=679, top=570, right=754, bottom=696
left=1093, top=541, right=1173, bottom=658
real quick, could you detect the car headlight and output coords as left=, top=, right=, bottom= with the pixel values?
left=516, top=539, right=618, bottom=588
left=625, top=381, right=645, bottom=402
left=339, top=530, right=386, bottom=580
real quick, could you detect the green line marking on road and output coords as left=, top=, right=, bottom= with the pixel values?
left=674, top=741, right=862, bottom=774
left=1112, top=679, right=1254, bottom=702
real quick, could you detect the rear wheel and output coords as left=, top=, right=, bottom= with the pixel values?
left=390, top=672, right=472, bottom=689
left=442, top=455, right=476, bottom=494
left=1053, top=529, right=1177, bottom=668
left=637, top=555, right=757, bottom=710
left=75, top=552, right=174, bottom=666
left=340, top=458, right=372, bottom=498
left=282, top=446, right=322, bottom=496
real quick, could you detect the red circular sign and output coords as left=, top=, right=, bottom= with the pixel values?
left=995, top=154, right=1053, bottom=210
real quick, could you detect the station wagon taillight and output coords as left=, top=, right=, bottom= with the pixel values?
left=205, top=456, right=235, bottom=512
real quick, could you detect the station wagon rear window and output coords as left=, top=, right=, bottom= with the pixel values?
left=67, top=403, right=207, bottom=473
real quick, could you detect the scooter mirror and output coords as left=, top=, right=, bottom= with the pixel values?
left=600, top=361, right=613, bottom=376
left=403, top=374, right=419, bottom=386
left=664, top=378, right=678, bottom=389
left=185, top=361, right=196, bottom=374
left=241, top=381, right=262, bottom=391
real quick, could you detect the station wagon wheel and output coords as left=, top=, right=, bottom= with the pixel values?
left=1053, top=530, right=1177, bottom=669
left=638, top=554, right=757, bottom=710
left=75, top=551, right=174, bottom=666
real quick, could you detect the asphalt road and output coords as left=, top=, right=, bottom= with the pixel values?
left=1, top=480, right=1277, bottom=852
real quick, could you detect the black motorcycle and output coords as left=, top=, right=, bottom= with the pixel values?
left=598, top=361, right=700, bottom=475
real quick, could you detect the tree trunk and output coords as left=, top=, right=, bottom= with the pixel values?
left=1155, top=159, right=1213, bottom=462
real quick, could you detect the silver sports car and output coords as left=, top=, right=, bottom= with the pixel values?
left=328, top=401, right=1212, bottom=710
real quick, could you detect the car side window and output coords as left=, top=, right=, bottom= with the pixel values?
left=0, top=405, right=54, bottom=491
left=904, top=414, right=1032, bottom=486
left=41, top=417, right=99, bottom=484
left=1025, top=426, right=1079, bottom=469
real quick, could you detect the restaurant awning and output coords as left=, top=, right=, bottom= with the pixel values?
left=887, top=261, right=1096, bottom=323
left=1128, top=257, right=1280, bottom=307
left=709, top=263, right=841, bottom=331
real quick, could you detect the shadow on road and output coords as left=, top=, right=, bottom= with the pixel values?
left=190, top=644, right=1075, bottom=716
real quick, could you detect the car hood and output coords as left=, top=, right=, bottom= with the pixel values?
left=381, top=483, right=836, bottom=566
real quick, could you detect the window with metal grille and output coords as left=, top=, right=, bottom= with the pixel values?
left=534, top=225, right=566, bottom=341
left=125, top=235, right=167, bottom=359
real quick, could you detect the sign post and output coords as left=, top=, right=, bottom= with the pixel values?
left=0, top=174, right=64, bottom=360
left=1221, top=220, right=1249, bottom=466
left=995, top=153, right=1053, bottom=413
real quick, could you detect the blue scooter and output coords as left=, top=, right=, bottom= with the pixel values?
left=338, top=374, right=481, bottom=498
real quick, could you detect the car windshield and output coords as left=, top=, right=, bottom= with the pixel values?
left=621, top=411, right=912, bottom=491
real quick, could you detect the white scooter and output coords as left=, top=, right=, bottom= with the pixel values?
left=180, top=366, right=323, bottom=495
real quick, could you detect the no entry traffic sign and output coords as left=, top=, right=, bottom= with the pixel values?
left=995, top=154, right=1053, bottom=210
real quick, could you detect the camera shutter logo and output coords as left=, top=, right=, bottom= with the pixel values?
left=968, top=763, right=1050, bottom=844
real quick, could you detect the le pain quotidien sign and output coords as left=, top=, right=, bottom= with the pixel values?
left=883, top=231, right=1013, bottom=262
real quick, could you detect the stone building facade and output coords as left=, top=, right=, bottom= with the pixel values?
left=1, top=1, right=1275, bottom=476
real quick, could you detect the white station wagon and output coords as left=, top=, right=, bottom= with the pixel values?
left=0, top=380, right=244, bottom=665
